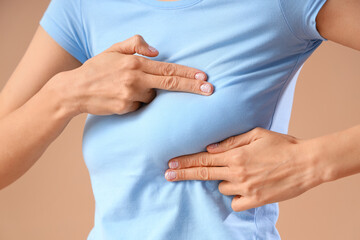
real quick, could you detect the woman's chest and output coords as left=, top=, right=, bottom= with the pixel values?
left=81, top=0, right=306, bottom=173
left=82, top=0, right=304, bottom=70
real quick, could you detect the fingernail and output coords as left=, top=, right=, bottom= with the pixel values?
left=195, top=72, right=206, bottom=81
left=208, top=143, right=219, bottom=149
left=165, top=171, right=176, bottom=180
left=169, top=161, right=178, bottom=169
left=148, top=45, right=158, bottom=52
left=200, top=83, right=212, bottom=93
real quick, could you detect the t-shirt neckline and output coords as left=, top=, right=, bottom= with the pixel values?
left=136, top=0, right=203, bottom=9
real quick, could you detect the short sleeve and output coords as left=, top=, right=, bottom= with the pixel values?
left=39, top=0, right=89, bottom=63
left=279, top=0, right=328, bottom=41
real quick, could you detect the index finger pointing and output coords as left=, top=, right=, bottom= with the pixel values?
left=165, top=167, right=231, bottom=181
left=168, top=152, right=228, bottom=169
left=138, top=56, right=208, bottom=80
left=143, top=73, right=213, bottom=95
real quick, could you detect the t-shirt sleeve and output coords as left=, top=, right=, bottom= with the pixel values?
left=279, top=0, right=328, bottom=41
left=39, top=0, right=89, bottom=63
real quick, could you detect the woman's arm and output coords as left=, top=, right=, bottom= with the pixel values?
left=308, top=0, right=360, bottom=184
left=306, top=124, right=360, bottom=183
left=0, top=26, right=81, bottom=190
left=316, top=0, right=360, bottom=51
left=0, top=27, right=81, bottom=118
left=295, top=0, right=360, bottom=182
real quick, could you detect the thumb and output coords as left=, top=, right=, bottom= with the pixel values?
left=206, top=127, right=264, bottom=153
left=106, top=34, right=159, bottom=57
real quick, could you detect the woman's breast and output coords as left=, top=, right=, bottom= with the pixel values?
left=82, top=0, right=303, bottom=174
left=82, top=74, right=281, bottom=177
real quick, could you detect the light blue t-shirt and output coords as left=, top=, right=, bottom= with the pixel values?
left=40, top=0, right=328, bottom=239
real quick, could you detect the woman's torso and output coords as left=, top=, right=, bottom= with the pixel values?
left=80, top=0, right=323, bottom=239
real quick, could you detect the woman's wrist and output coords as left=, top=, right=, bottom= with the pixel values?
left=40, top=71, right=81, bottom=121
left=300, top=125, right=360, bottom=186
left=298, top=136, right=334, bottom=186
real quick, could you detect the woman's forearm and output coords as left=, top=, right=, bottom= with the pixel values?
left=308, top=124, right=360, bottom=184
left=0, top=73, right=77, bottom=190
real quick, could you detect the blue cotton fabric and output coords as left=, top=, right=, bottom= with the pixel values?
left=40, top=0, right=328, bottom=239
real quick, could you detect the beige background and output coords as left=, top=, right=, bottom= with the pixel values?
left=1, top=0, right=360, bottom=239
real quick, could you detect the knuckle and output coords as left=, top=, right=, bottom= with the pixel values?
left=198, top=155, right=210, bottom=167
left=243, top=183, right=254, bottom=195
left=253, top=190, right=263, bottom=203
left=229, top=149, right=247, bottom=167
left=229, top=152, right=241, bottom=166
left=113, top=101, right=127, bottom=114
left=197, top=167, right=210, bottom=180
left=161, top=76, right=179, bottom=90
left=191, top=82, right=201, bottom=93
left=125, top=57, right=141, bottom=70
left=184, top=157, right=196, bottom=167
left=234, top=151, right=245, bottom=165
left=253, top=127, right=263, bottom=135
left=218, top=182, right=227, bottom=195
left=162, top=63, right=176, bottom=76
left=183, top=157, right=193, bottom=168
left=239, top=174, right=248, bottom=183
left=143, top=89, right=156, bottom=103
left=226, top=136, right=237, bottom=147
left=121, top=70, right=135, bottom=83
left=149, top=89, right=157, bottom=101
left=128, top=101, right=141, bottom=112
left=233, top=167, right=247, bottom=182
left=132, top=34, right=144, bottom=44
left=184, top=69, right=194, bottom=79
left=177, top=170, right=185, bottom=180
left=122, top=88, right=134, bottom=100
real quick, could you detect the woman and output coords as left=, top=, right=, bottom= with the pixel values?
left=0, top=0, right=359, bottom=239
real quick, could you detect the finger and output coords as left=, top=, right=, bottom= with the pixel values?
left=231, top=195, right=259, bottom=212
left=142, top=72, right=213, bottom=96
left=126, top=101, right=142, bottom=112
left=206, top=127, right=266, bottom=153
left=106, top=34, right=159, bottom=57
left=138, top=56, right=208, bottom=81
left=218, top=181, right=241, bottom=196
left=164, top=167, right=231, bottom=181
left=134, top=88, right=157, bottom=104
left=168, top=152, right=228, bottom=169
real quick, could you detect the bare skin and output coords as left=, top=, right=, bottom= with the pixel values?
left=0, top=27, right=214, bottom=190
left=165, top=0, right=360, bottom=212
